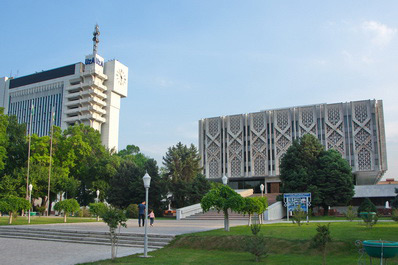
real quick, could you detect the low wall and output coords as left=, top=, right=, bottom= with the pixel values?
left=264, top=201, right=285, bottom=221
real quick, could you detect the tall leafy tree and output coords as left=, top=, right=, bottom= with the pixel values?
left=201, top=184, right=244, bottom=231
left=280, top=134, right=354, bottom=214
left=58, top=124, right=114, bottom=205
left=315, top=149, right=354, bottom=212
left=162, top=142, right=209, bottom=208
left=107, top=147, right=167, bottom=215
left=0, top=108, right=9, bottom=172
left=3, top=115, right=26, bottom=176
left=280, top=134, right=324, bottom=200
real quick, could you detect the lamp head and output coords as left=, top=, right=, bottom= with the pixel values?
left=260, top=184, right=264, bottom=192
left=96, top=189, right=100, bottom=197
left=222, top=175, right=228, bottom=185
left=143, top=172, right=151, bottom=188
left=28, top=184, right=33, bottom=192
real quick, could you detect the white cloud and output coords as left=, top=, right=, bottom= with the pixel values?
left=362, top=21, right=397, bottom=47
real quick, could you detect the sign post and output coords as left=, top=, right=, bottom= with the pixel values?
left=283, top=193, right=311, bottom=222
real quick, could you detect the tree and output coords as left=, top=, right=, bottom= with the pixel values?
left=315, top=149, right=354, bottom=212
left=89, top=202, right=107, bottom=221
left=162, top=142, right=208, bottom=208
left=256, top=197, right=268, bottom=224
left=54, top=199, right=80, bottom=223
left=201, top=184, right=244, bottom=231
left=241, top=197, right=262, bottom=226
left=391, top=188, right=398, bottom=209
left=0, top=196, right=31, bottom=224
left=311, top=224, right=331, bottom=265
left=245, top=223, right=268, bottom=262
left=280, top=134, right=354, bottom=214
left=2, top=115, right=26, bottom=176
left=358, top=198, right=377, bottom=214
left=100, top=206, right=127, bottom=260
left=107, top=155, right=167, bottom=216
left=56, top=124, right=114, bottom=205
left=280, top=134, right=324, bottom=201
left=0, top=108, right=9, bottom=172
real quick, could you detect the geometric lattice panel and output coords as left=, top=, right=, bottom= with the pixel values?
left=226, top=115, right=244, bottom=178
left=324, top=103, right=346, bottom=156
left=249, top=112, right=268, bottom=176
left=298, top=106, right=317, bottom=137
left=205, top=117, right=222, bottom=178
left=273, top=110, right=292, bottom=175
left=351, top=101, right=374, bottom=171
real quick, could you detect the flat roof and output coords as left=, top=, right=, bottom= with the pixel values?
left=9, top=64, right=77, bottom=89
left=354, top=184, right=398, bottom=198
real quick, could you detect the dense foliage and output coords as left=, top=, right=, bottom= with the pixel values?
left=0, top=195, right=31, bottom=224
left=357, top=198, right=377, bottom=213
left=100, top=206, right=128, bottom=260
left=0, top=110, right=207, bottom=218
left=54, top=198, right=80, bottom=222
left=201, top=184, right=244, bottom=231
left=280, top=134, right=354, bottom=214
left=162, top=142, right=210, bottom=208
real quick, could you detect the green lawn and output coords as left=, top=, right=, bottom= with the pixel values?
left=0, top=216, right=98, bottom=225
left=81, top=221, right=398, bottom=265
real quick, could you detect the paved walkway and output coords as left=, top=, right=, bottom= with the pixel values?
left=1, top=219, right=248, bottom=265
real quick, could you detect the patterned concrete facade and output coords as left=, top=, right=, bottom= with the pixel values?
left=199, top=99, right=387, bottom=185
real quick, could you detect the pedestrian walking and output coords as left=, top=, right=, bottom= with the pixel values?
left=149, top=210, right=155, bottom=227
left=138, top=201, right=146, bottom=227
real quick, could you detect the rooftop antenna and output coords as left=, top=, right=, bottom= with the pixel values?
left=92, top=24, right=100, bottom=55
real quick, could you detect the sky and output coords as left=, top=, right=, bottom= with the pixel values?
left=0, top=1, right=397, bottom=179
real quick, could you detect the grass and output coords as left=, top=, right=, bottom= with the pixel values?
left=81, top=221, right=398, bottom=264
left=0, top=216, right=98, bottom=225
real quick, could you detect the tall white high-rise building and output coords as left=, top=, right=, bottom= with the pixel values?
left=0, top=25, right=128, bottom=151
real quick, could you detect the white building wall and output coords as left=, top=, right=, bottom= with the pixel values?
left=0, top=53, right=128, bottom=150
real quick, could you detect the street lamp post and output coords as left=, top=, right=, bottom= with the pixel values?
left=142, top=172, right=151, bottom=258
left=222, top=174, right=228, bottom=185
left=96, top=189, right=100, bottom=203
left=260, top=184, right=264, bottom=197
left=28, top=184, right=33, bottom=224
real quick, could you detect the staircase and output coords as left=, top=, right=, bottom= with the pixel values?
left=0, top=226, right=174, bottom=249
left=249, top=193, right=280, bottom=205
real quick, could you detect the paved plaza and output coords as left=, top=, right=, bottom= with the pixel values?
left=1, top=219, right=248, bottom=265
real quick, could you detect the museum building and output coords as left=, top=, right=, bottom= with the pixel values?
left=199, top=99, right=387, bottom=192
left=0, top=25, right=128, bottom=151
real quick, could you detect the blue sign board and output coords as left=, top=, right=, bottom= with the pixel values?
left=283, top=193, right=311, bottom=212
left=85, top=57, right=104, bottom=67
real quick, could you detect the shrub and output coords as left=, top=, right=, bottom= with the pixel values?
left=250, top=222, right=261, bottom=236
left=35, top=206, right=46, bottom=216
left=0, top=196, right=31, bottom=224
left=54, top=199, right=80, bottom=223
left=75, top=206, right=91, bottom=217
left=392, top=188, right=398, bottom=209
left=245, top=235, right=267, bottom=262
left=101, top=206, right=127, bottom=260
left=392, top=209, right=398, bottom=222
left=357, top=198, right=376, bottom=214
left=360, top=212, right=378, bottom=228
left=345, top=206, right=356, bottom=221
left=126, top=204, right=139, bottom=218
left=89, top=202, right=107, bottom=221
left=292, top=205, right=307, bottom=226
left=311, top=224, right=331, bottom=265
